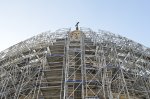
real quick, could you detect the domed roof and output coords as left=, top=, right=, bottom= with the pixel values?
left=0, top=28, right=149, bottom=60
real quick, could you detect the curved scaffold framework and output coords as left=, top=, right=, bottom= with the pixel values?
left=0, top=28, right=150, bottom=99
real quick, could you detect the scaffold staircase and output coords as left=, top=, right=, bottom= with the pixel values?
left=40, top=39, right=65, bottom=99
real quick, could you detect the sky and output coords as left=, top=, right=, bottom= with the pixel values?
left=0, top=0, right=150, bottom=51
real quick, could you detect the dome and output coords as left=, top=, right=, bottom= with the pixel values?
left=0, top=28, right=150, bottom=99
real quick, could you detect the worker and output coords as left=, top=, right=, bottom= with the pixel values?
left=75, top=22, right=79, bottom=30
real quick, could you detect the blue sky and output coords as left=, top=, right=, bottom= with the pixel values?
left=0, top=0, right=150, bottom=51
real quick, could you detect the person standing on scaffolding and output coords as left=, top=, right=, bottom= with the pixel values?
left=75, top=22, right=79, bottom=30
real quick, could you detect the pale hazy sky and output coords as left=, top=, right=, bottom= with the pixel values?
left=0, top=0, right=150, bottom=51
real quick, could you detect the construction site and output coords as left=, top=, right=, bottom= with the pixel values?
left=0, top=27, right=150, bottom=99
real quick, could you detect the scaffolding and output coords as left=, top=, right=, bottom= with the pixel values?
left=0, top=28, right=150, bottom=99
